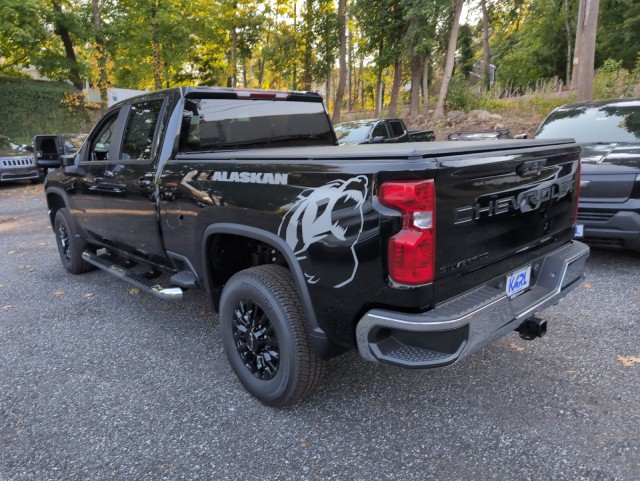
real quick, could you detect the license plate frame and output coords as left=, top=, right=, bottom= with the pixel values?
left=506, top=265, right=532, bottom=298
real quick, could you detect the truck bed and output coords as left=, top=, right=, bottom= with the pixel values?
left=175, top=139, right=576, bottom=161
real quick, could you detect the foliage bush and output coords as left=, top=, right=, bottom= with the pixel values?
left=0, top=77, right=95, bottom=143
left=438, top=76, right=572, bottom=117
left=444, top=76, right=484, bottom=111
left=593, top=58, right=639, bottom=99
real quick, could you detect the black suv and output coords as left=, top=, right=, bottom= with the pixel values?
left=535, top=98, right=640, bottom=251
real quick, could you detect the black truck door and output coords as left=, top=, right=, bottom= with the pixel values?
left=101, top=98, right=169, bottom=264
left=66, top=109, right=125, bottom=244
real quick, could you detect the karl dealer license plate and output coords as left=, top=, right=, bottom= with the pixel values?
left=506, top=265, right=532, bottom=298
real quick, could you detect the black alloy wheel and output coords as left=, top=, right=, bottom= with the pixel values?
left=57, top=221, right=71, bottom=261
left=220, top=264, right=326, bottom=407
left=232, top=299, right=280, bottom=380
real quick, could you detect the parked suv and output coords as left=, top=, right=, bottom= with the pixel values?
left=0, top=135, right=40, bottom=183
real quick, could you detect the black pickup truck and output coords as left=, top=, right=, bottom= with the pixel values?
left=335, top=118, right=435, bottom=144
left=44, top=87, right=589, bottom=406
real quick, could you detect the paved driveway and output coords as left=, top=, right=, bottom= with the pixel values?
left=1, top=182, right=638, bottom=480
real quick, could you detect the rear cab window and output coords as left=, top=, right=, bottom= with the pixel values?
left=389, top=121, right=405, bottom=137
left=371, top=122, right=389, bottom=139
left=178, top=98, right=335, bottom=152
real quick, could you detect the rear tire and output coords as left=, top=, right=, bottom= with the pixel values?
left=219, top=265, right=326, bottom=407
left=53, top=208, right=94, bottom=274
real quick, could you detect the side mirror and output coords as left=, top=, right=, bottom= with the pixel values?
left=61, top=154, right=76, bottom=167
left=371, top=136, right=385, bottom=144
left=63, top=164, right=87, bottom=177
left=514, top=134, right=528, bottom=139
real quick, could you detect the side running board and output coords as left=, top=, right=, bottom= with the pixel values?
left=82, top=250, right=184, bottom=301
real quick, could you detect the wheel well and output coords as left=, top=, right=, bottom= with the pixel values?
left=206, top=233, right=287, bottom=310
left=46, top=193, right=66, bottom=226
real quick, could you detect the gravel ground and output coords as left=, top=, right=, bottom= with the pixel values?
left=1, top=182, right=638, bottom=481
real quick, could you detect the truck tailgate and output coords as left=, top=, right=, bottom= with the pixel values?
left=433, top=143, right=581, bottom=303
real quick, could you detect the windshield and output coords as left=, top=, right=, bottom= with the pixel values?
left=334, top=122, right=374, bottom=144
left=535, top=103, right=640, bottom=143
left=0, top=136, right=20, bottom=151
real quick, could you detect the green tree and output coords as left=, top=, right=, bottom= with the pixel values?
left=491, top=0, right=570, bottom=91
left=353, top=0, right=405, bottom=116
left=596, top=0, right=640, bottom=70
left=0, top=0, right=48, bottom=76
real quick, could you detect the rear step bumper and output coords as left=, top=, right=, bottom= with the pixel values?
left=355, top=241, right=590, bottom=368
left=82, top=251, right=184, bottom=301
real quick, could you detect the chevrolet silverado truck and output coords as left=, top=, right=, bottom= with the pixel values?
left=335, top=118, right=435, bottom=144
left=44, top=87, right=589, bottom=406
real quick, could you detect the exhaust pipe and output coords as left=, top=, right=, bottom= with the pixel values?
left=516, top=316, right=547, bottom=341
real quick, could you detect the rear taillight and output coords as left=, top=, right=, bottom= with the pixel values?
left=379, top=179, right=436, bottom=285
left=574, top=159, right=581, bottom=225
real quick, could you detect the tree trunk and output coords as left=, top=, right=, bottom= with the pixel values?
left=230, top=21, right=238, bottom=87
left=360, top=57, right=365, bottom=111
left=575, top=0, right=600, bottom=101
left=301, top=0, right=314, bottom=91
left=242, top=60, right=248, bottom=88
left=332, top=0, right=347, bottom=123
left=257, top=57, right=265, bottom=87
left=422, top=55, right=429, bottom=114
left=292, top=4, right=297, bottom=90
left=409, top=54, right=421, bottom=116
left=481, top=0, right=491, bottom=92
left=564, top=0, right=573, bottom=86
left=388, top=59, right=402, bottom=118
left=51, top=1, right=83, bottom=90
left=375, top=40, right=384, bottom=117
left=571, top=0, right=586, bottom=89
left=151, top=0, right=163, bottom=90
left=326, top=71, right=331, bottom=113
left=434, top=0, right=464, bottom=118
left=347, top=29, right=352, bottom=112
left=92, top=0, right=108, bottom=108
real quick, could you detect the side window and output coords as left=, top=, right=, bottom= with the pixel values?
left=121, top=99, right=164, bottom=160
left=89, top=111, right=119, bottom=161
left=371, top=123, right=389, bottom=139
left=389, top=121, right=405, bottom=137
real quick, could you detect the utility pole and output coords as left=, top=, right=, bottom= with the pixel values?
left=573, top=0, right=600, bottom=101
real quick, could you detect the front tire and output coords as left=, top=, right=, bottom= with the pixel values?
left=220, top=265, right=326, bottom=407
left=53, top=208, right=94, bottom=274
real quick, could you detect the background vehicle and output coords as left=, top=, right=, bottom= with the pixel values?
left=44, top=87, right=588, bottom=406
left=335, top=119, right=434, bottom=144
left=535, top=98, right=640, bottom=251
left=447, top=129, right=514, bottom=141
left=0, top=134, right=40, bottom=183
